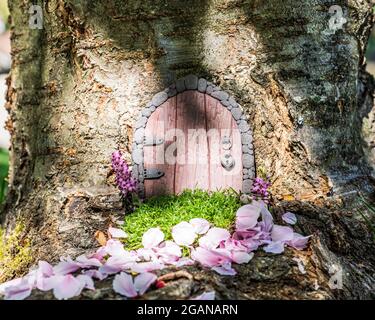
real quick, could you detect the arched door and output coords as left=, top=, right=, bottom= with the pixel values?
left=143, top=91, right=243, bottom=198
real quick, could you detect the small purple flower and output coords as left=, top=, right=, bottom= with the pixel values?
left=252, top=177, right=271, bottom=202
left=111, top=151, right=137, bottom=196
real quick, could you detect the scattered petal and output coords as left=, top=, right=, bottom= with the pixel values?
left=191, top=247, right=230, bottom=267
left=287, top=233, right=311, bottom=250
left=130, top=261, right=165, bottom=273
left=104, top=239, right=128, bottom=257
left=76, top=255, right=102, bottom=268
left=231, top=251, right=254, bottom=264
left=53, top=257, right=81, bottom=275
left=134, top=272, right=157, bottom=295
left=199, top=228, right=230, bottom=250
left=77, top=274, right=95, bottom=291
left=172, top=257, right=195, bottom=267
left=108, top=227, right=128, bottom=239
left=113, top=272, right=138, bottom=298
left=271, top=225, right=294, bottom=242
left=142, top=228, right=165, bottom=249
left=263, top=241, right=285, bottom=254
left=191, top=291, right=215, bottom=300
left=172, top=222, right=197, bottom=246
left=156, top=241, right=182, bottom=264
left=282, top=212, right=297, bottom=225
left=52, top=275, right=84, bottom=300
left=235, top=204, right=261, bottom=231
left=212, top=263, right=237, bottom=276
left=83, top=269, right=107, bottom=281
left=38, top=261, right=54, bottom=277
left=2, top=278, right=32, bottom=300
left=189, top=218, right=210, bottom=234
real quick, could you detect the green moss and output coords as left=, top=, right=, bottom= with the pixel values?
left=123, top=189, right=241, bottom=250
left=0, top=223, right=32, bottom=282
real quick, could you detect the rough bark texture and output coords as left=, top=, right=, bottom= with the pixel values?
left=1, top=0, right=375, bottom=299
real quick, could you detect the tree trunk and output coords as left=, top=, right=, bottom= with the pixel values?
left=1, top=0, right=375, bottom=299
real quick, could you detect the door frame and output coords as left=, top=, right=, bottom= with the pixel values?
left=131, top=75, right=255, bottom=197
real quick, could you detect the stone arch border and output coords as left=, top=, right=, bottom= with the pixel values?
left=132, top=75, right=255, bottom=198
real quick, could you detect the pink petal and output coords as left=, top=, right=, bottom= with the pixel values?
left=271, top=225, right=294, bottom=242
left=99, top=264, right=123, bottom=275
left=282, top=212, right=297, bottom=225
left=38, top=261, right=54, bottom=277
left=3, top=278, right=32, bottom=300
left=76, top=274, right=95, bottom=291
left=99, top=254, right=137, bottom=275
left=104, top=239, right=127, bottom=257
left=89, top=246, right=107, bottom=261
left=76, top=255, right=103, bottom=268
left=263, top=241, right=285, bottom=254
left=259, top=204, right=274, bottom=233
left=134, top=272, right=157, bottom=295
left=239, top=238, right=260, bottom=252
left=53, top=257, right=81, bottom=275
left=235, top=204, right=261, bottom=231
left=191, top=247, right=230, bottom=267
left=287, top=233, right=311, bottom=250
left=83, top=269, right=108, bottom=281
left=171, top=257, right=195, bottom=267
left=221, top=238, right=248, bottom=252
left=108, top=227, right=128, bottom=239
left=52, top=275, right=84, bottom=300
left=156, top=241, right=182, bottom=264
left=130, top=261, right=165, bottom=273
left=136, top=248, right=158, bottom=262
left=142, top=228, right=165, bottom=249
left=0, top=277, right=23, bottom=295
left=113, top=272, right=138, bottom=298
left=189, top=218, right=210, bottom=234
left=198, top=228, right=230, bottom=250
left=231, top=251, right=254, bottom=264
left=172, top=222, right=197, bottom=246
left=212, top=263, right=237, bottom=276
left=191, top=291, right=216, bottom=300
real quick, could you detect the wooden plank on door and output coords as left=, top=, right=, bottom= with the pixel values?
left=205, top=95, right=243, bottom=192
left=144, top=97, right=177, bottom=197
left=174, top=91, right=209, bottom=194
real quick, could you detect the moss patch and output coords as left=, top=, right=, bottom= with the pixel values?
left=0, top=223, right=32, bottom=282
left=123, top=189, right=241, bottom=250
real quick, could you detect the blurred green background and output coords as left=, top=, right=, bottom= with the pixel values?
left=0, top=148, right=8, bottom=204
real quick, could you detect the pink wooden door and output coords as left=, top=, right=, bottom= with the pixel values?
left=144, top=91, right=242, bottom=198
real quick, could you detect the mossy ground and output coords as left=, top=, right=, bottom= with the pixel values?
left=0, top=223, right=32, bottom=282
left=123, top=189, right=241, bottom=250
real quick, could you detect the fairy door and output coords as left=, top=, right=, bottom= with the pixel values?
left=143, top=91, right=243, bottom=198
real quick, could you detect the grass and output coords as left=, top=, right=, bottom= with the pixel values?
left=123, top=189, right=241, bottom=250
left=0, top=148, right=9, bottom=205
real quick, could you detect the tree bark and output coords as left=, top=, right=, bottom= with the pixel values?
left=1, top=0, right=375, bottom=299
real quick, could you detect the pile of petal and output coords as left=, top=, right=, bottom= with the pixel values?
left=0, top=200, right=310, bottom=300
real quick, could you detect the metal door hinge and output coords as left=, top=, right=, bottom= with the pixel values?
left=144, top=168, right=164, bottom=180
